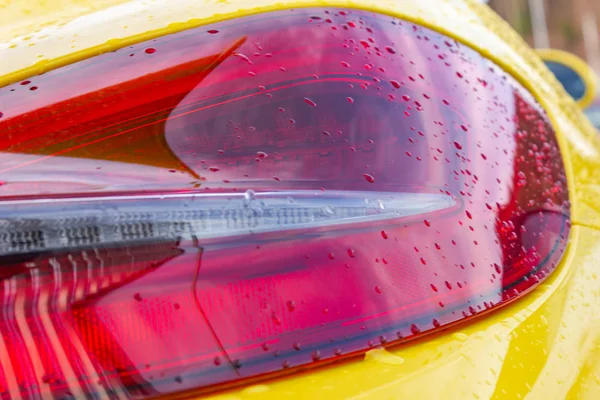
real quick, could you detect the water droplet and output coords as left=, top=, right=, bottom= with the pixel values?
left=364, top=348, right=404, bottom=365
left=145, top=48, right=156, bottom=54
left=374, top=286, right=382, bottom=294
left=243, top=385, right=270, bottom=394
left=410, top=324, right=420, bottom=334
left=322, top=204, right=335, bottom=217
left=311, top=350, right=322, bottom=361
left=30, top=86, right=38, bottom=91
left=347, top=96, right=355, bottom=104
left=207, top=29, right=219, bottom=34
left=271, top=312, right=282, bottom=325
left=430, top=284, right=438, bottom=292
left=304, top=97, right=317, bottom=107
left=424, top=220, right=431, bottom=227
left=134, top=293, right=143, bottom=302
left=285, top=300, right=297, bottom=312
left=328, top=252, right=335, bottom=260
left=256, top=151, right=268, bottom=159
left=341, top=61, right=351, bottom=68
left=347, top=248, right=356, bottom=258
left=465, top=210, right=472, bottom=219
left=208, top=166, right=220, bottom=172
left=402, top=95, right=411, bottom=102
left=385, top=46, right=396, bottom=54
left=293, top=343, right=301, bottom=351
left=381, top=230, right=388, bottom=239
left=460, top=124, right=468, bottom=132
left=234, top=52, right=253, bottom=65
left=454, top=141, right=463, bottom=150
left=364, top=173, right=375, bottom=183
left=244, top=189, right=256, bottom=206
left=213, top=356, right=222, bottom=366
left=390, top=80, right=401, bottom=89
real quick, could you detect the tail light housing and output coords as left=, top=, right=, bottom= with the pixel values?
left=0, top=8, right=570, bottom=399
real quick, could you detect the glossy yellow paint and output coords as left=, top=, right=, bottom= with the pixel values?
left=3, top=0, right=600, bottom=399
left=535, top=48, right=599, bottom=109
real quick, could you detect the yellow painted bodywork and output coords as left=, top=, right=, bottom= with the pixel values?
left=535, top=48, right=599, bottom=109
left=3, top=0, right=600, bottom=399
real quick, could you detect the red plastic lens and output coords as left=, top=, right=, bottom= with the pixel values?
left=0, top=8, right=569, bottom=398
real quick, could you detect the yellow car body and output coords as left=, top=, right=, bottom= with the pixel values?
left=2, top=1, right=600, bottom=399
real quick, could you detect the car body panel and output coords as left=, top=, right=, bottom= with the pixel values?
left=2, top=1, right=600, bottom=399
left=534, top=48, right=598, bottom=109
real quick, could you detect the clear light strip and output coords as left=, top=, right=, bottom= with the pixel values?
left=0, top=190, right=457, bottom=254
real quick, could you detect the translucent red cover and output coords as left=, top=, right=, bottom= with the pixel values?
left=0, top=8, right=569, bottom=399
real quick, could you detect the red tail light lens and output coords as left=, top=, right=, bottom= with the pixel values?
left=0, top=8, right=569, bottom=399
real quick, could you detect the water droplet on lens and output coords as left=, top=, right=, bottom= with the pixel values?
left=207, top=29, right=219, bottom=34
left=304, top=97, right=317, bottom=107
left=381, top=230, right=388, bottom=239
left=374, top=286, right=382, bottom=294
left=363, top=173, right=375, bottom=183
left=271, top=312, right=282, bottom=325
left=145, top=48, right=156, bottom=54
left=385, top=46, right=396, bottom=54
left=323, top=204, right=335, bottom=216
left=287, top=300, right=296, bottom=312
left=208, top=166, right=220, bottom=172
left=244, top=189, right=256, bottom=206
left=234, top=52, right=253, bottom=64
left=410, top=324, right=420, bottom=334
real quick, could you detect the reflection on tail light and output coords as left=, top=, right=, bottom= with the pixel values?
left=0, top=8, right=569, bottom=399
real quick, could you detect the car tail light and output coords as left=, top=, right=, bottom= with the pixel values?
left=0, top=8, right=570, bottom=399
